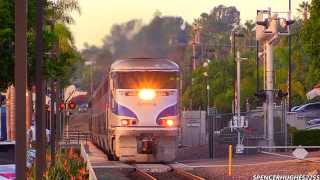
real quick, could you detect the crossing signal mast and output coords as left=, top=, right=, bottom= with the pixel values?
left=256, top=8, right=294, bottom=148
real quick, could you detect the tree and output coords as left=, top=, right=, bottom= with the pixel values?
left=47, top=0, right=81, bottom=24
left=297, top=1, right=310, bottom=21
left=0, top=0, right=14, bottom=91
left=301, top=0, right=320, bottom=89
left=0, top=0, right=81, bottom=91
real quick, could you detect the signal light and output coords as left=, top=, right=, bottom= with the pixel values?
left=277, top=90, right=288, bottom=99
left=254, top=90, right=266, bottom=100
left=138, top=89, right=156, bottom=100
left=159, top=119, right=175, bottom=127
left=68, top=101, right=76, bottom=109
left=120, top=119, right=136, bottom=126
left=121, top=119, right=129, bottom=126
left=59, top=102, right=65, bottom=110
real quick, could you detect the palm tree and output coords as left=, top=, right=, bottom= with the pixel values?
left=297, top=1, right=310, bottom=21
left=47, top=0, right=81, bottom=24
left=53, top=23, right=75, bottom=53
left=237, top=20, right=255, bottom=51
left=46, top=0, right=80, bottom=56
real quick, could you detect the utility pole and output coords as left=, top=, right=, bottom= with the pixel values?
left=256, top=8, right=294, bottom=148
left=256, top=41, right=260, bottom=92
left=266, top=39, right=274, bottom=147
left=35, top=0, right=46, bottom=178
left=235, top=51, right=247, bottom=154
left=236, top=51, right=241, bottom=149
left=15, top=0, right=27, bottom=178
left=288, top=0, right=292, bottom=111
left=189, top=23, right=201, bottom=109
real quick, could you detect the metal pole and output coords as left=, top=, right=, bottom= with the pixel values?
left=65, top=96, right=69, bottom=140
left=90, top=64, right=93, bottom=98
left=256, top=41, right=260, bottom=92
left=232, top=32, right=236, bottom=115
left=15, top=0, right=27, bottom=178
left=207, top=83, right=210, bottom=109
left=192, top=42, right=196, bottom=70
left=208, top=110, right=213, bottom=158
left=288, top=0, right=292, bottom=111
left=284, top=99, right=288, bottom=149
left=50, top=82, right=56, bottom=166
left=35, top=0, right=46, bottom=178
left=56, top=84, right=61, bottom=146
left=236, top=51, right=241, bottom=148
left=266, top=42, right=274, bottom=147
left=228, top=144, right=232, bottom=176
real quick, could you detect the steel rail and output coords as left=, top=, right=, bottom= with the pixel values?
left=174, top=169, right=205, bottom=180
left=135, top=169, right=157, bottom=180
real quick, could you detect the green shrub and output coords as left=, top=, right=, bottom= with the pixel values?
left=27, top=148, right=88, bottom=180
left=293, top=129, right=320, bottom=146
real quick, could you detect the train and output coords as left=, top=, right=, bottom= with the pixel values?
left=90, top=58, right=181, bottom=162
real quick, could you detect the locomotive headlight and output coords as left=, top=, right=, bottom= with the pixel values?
left=120, top=119, right=137, bottom=126
left=138, top=89, right=156, bottom=100
left=159, top=119, right=175, bottom=127
left=166, top=119, right=174, bottom=127
left=121, top=119, right=129, bottom=126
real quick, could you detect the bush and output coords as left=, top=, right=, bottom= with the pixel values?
left=293, top=129, right=320, bottom=146
left=27, top=148, right=88, bottom=180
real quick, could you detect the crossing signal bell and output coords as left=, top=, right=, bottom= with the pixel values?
left=277, top=90, right=288, bottom=99
left=254, top=90, right=266, bottom=101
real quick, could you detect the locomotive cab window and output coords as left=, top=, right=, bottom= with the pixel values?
left=112, top=71, right=179, bottom=89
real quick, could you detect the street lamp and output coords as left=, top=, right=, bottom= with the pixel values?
left=202, top=59, right=211, bottom=110
left=202, top=59, right=214, bottom=158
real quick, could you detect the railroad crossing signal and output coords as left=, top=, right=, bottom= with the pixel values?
left=68, top=101, right=76, bottom=110
left=59, top=102, right=65, bottom=110
left=59, top=101, right=76, bottom=110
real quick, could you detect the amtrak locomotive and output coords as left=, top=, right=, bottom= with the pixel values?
left=90, top=58, right=180, bottom=162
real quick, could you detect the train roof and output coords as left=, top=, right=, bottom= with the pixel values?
left=110, top=58, right=179, bottom=71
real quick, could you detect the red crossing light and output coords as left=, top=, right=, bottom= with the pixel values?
left=59, top=102, right=65, bottom=110
left=68, top=101, right=76, bottom=110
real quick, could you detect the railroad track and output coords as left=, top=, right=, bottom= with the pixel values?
left=134, top=169, right=157, bottom=180
left=133, top=165, right=205, bottom=180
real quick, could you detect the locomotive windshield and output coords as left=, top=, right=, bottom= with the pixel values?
left=113, top=71, right=179, bottom=89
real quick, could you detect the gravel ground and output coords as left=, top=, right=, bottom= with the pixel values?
left=151, top=172, right=187, bottom=180
left=176, top=145, right=209, bottom=161
left=191, top=159, right=320, bottom=180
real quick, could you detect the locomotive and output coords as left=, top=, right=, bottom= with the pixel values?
left=90, top=58, right=180, bottom=162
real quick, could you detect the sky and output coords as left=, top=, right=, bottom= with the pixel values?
left=69, top=0, right=308, bottom=50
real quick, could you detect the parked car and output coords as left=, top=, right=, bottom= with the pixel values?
left=294, top=102, right=320, bottom=112
left=293, top=102, right=320, bottom=118
left=290, top=105, right=300, bottom=112
left=306, top=118, right=320, bottom=130
left=78, top=103, right=88, bottom=113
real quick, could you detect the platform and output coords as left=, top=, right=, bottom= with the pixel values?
left=80, top=141, right=134, bottom=180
